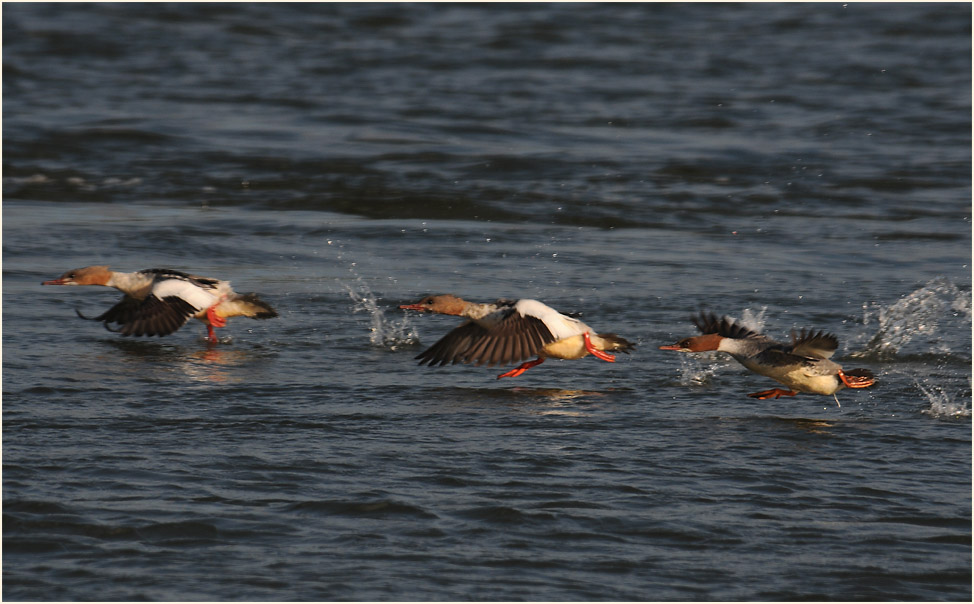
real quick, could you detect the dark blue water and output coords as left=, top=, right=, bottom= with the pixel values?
left=3, top=3, right=971, bottom=601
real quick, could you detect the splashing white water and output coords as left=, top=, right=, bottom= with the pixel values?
left=856, top=276, right=972, bottom=359
left=344, top=280, right=420, bottom=351
left=678, top=355, right=720, bottom=387
left=738, top=306, right=768, bottom=334
left=917, top=377, right=972, bottom=418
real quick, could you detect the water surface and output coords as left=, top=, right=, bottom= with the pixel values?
left=3, top=3, right=971, bottom=601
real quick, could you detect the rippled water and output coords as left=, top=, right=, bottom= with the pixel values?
left=3, top=3, right=971, bottom=601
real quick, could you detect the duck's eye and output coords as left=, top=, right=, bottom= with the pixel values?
left=424, top=299, right=434, bottom=305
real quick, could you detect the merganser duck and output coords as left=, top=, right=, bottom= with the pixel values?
left=400, top=294, right=635, bottom=379
left=659, top=311, right=876, bottom=406
left=42, top=265, right=277, bottom=342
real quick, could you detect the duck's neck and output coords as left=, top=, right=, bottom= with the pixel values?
left=106, top=271, right=153, bottom=297
left=460, top=301, right=500, bottom=320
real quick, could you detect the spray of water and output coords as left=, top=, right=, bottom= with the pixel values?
left=678, top=355, right=720, bottom=387
left=852, top=277, right=972, bottom=417
left=857, top=276, right=971, bottom=359
left=344, top=279, right=420, bottom=351
left=917, top=377, right=972, bottom=418
left=738, top=306, right=768, bottom=334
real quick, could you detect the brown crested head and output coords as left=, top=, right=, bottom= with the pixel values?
left=399, top=294, right=468, bottom=316
left=42, top=265, right=112, bottom=286
left=659, top=333, right=724, bottom=353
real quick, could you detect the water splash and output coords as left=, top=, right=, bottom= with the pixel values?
left=344, top=279, right=420, bottom=351
left=856, top=277, right=972, bottom=359
left=678, top=354, right=721, bottom=387
left=917, top=376, right=972, bottom=418
left=739, top=306, right=768, bottom=334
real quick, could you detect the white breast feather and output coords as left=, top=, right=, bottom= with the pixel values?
left=515, top=299, right=591, bottom=340
left=152, top=278, right=218, bottom=310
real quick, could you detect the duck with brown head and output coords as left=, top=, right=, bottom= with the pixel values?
left=43, top=265, right=277, bottom=342
left=660, top=311, right=876, bottom=405
left=401, top=294, right=635, bottom=379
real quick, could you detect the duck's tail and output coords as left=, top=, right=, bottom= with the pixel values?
left=218, top=294, right=278, bottom=320
left=598, top=333, right=636, bottom=354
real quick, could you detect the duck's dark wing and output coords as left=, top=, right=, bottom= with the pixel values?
left=79, top=294, right=200, bottom=337
left=692, top=311, right=762, bottom=339
left=416, top=310, right=555, bottom=368
left=789, top=328, right=839, bottom=359
left=415, top=321, right=486, bottom=367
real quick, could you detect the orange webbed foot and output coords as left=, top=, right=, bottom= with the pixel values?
left=497, top=358, right=545, bottom=379
left=747, top=388, right=799, bottom=400
left=584, top=332, right=615, bottom=363
left=205, top=306, right=226, bottom=343
left=838, top=369, right=876, bottom=389
left=206, top=305, right=227, bottom=328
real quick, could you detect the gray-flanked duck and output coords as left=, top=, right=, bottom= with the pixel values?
left=660, top=311, right=876, bottom=405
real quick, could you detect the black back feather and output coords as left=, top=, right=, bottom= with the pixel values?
left=139, top=268, right=220, bottom=290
